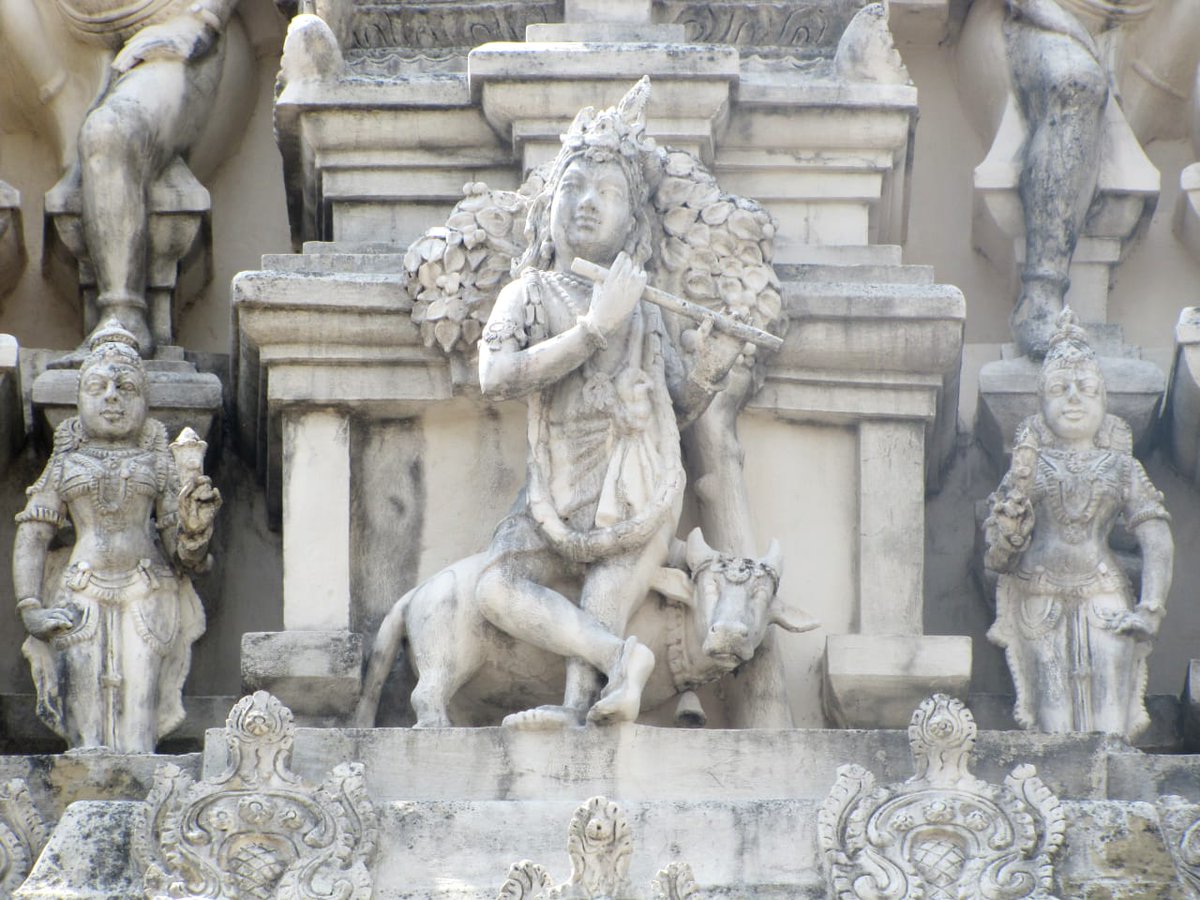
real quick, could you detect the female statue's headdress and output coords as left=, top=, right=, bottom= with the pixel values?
left=1037, top=307, right=1100, bottom=393
left=81, top=319, right=145, bottom=379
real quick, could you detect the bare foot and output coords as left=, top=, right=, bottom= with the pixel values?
left=502, top=704, right=585, bottom=730
left=587, top=637, right=655, bottom=725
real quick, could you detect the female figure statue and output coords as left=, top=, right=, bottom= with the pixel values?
left=14, top=322, right=220, bottom=752
left=473, top=79, right=745, bottom=730
left=984, top=310, right=1173, bottom=738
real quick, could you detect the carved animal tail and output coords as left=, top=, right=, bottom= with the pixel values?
left=353, top=591, right=410, bottom=727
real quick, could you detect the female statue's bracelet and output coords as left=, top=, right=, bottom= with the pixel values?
left=16, top=597, right=42, bottom=612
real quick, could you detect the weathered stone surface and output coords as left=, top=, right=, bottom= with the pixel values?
left=1057, top=800, right=1186, bottom=899
left=14, top=800, right=141, bottom=899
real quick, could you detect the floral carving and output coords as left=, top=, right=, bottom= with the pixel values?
left=0, top=779, right=48, bottom=893
left=1157, top=795, right=1200, bottom=896
left=134, top=692, right=378, bottom=900
left=498, top=796, right=704, bottom=899
left=818, top=694, right=1066, bottom=900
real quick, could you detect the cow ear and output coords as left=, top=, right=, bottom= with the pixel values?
left=770, top=599, right=820, bottom=633
left=760, top=539, right=783, bottom=578
left=650, top=566, right=696, bottom=606
left=686, top=527, right=718, bottom=572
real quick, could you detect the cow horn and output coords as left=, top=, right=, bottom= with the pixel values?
left=760, top=538, right=783, bottom=577
left=686, top=527, right=718, bottom=570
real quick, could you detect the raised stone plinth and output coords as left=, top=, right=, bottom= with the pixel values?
left=822, top=633, right=972, bottom=728
left=241, top=630, right=363, bottom=719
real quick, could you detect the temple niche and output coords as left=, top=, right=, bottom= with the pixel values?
left=3, top=0, right=1200, bottom=897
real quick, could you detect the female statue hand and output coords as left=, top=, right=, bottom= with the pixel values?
left=1115, top=605, right=1164, bottom=642
left=178, top=476, right=222, bottom=537
left=21, top=603, right=78, bottom=640
left=990, top=487, right=1035, bottom=549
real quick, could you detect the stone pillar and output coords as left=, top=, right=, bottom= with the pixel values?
left=857, top=420, right=924, bottom=635
left=824, top=418, right=972, bottom=729
left=242, top=408, right=362, bottom=717
left=282, top=410, right=352, bottom=631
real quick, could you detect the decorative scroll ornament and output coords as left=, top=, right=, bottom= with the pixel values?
left=498, top=796, right=704, bottom=899
left=134, top=692, right=379, bottom=899
left=1156, top=795, right=1200, bottom=895
left=818, top=694, right=1066, bottom=900
left=0, top=779, right=49, bottom=893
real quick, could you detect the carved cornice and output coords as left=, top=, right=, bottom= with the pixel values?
left=341, top=0, right=866, bottom=53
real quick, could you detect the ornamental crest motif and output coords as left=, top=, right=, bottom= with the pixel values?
left=134, top=691, right=379, bottom=899
left=0, top=779, right=48, bottom=893
left=818, top=694, right=1066, bottom=900
left=498, top=796, right=702, bottom=899
left=1156, top=795, right=1200, bottom=895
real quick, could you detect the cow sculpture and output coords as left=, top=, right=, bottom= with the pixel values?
left=354, top=529, right=817, bottom=728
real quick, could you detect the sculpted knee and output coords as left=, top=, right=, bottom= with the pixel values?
left=1046, top=58, right=1108, bottom=116
left=78, top=104, right=144, bottom=166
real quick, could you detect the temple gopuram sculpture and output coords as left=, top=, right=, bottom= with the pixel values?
left=357, top=78, right=814, bottom=731
left=14, top=322, right=220, bottom=753
left=984, top=310, right=1173, bottom=738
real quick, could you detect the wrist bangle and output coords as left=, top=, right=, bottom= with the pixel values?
left=16, top=597, right=41, bottom=612
left=576, top=316, right=608, bottom=351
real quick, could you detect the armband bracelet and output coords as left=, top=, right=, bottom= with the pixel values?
left=576, top=316, right=609, bottom=351
left=15, top=506, right=65, bottom=527
left=16, top=598, right=41, bottom=613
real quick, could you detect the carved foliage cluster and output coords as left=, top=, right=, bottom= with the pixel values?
left=0, top=779, right=48, bottom=893
left=498, top=796, right=702, bottom=899
left=818, top=695, right=1066, bottom=900
left=402, top=146, right=780, bottom=358
left=1157, top=795, right=1200, bottom=895
left=135, top=692, right=379, bottom=900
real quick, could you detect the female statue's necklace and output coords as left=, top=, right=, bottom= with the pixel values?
left=78, top=441, right=147, bottom=515
left=1040, top=447, right=1115, bottom=542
